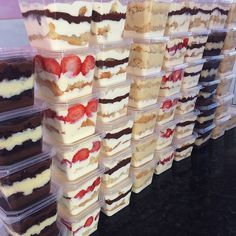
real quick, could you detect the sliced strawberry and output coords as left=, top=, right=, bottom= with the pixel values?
left=72, top=148, right=90, bottom=163
left=183, top=38, right=189, bottom=47
left=165, top=128, right=174, bottom=138
left=167, top=45, right=177, bottom=56
left=61, top=159, right=72, bottom=168
left=162, top=75, right=168, bottom=83
left=172, top=70, right=182, bottom=82
left=81, top=55, right=95, bottom=76
left=43, top=57, right=61, bottom=77
left=162, top=100, right=172, bottom=110
left=88, top=184, right=95, bottom=192
left=90, top=141, right=101, bottom=153
left=93, top=177, right=101, bottom=187
left=75, top=189, right=87, bottom=199
left=61, top=54, right=81, bottom=76
left=84, top=216, right=94, bottom=228
left=66, top=104, right=85, bottom=123
left=34, top=55, right=45, bottom=73
left=178, top=43, right=183, bottom=50
left=86, top=99, right=98, bottom=117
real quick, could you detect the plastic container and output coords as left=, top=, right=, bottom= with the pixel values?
left=215, top=93, right=234, bottom=119
left=18, top=0, right=93, bottom=50
left=212, top=114, right=231, bottom=139
left=129, top=104, right=159, bottom=140
left=0, top=47, right=35, bottom=113
left=51, top=134, right=101, bottom=181
left=155, top=120, right=177, bottom=150
left=35, top=47, right=97, bottom=102
left=195, top=123, right=215, bottom=148
left=0, top=102, right=43, bottom=165
left=99, top=148, right=132, bottom=188
left=96, top=79, right=131, bottom=123
left=94, top=40, right=131, bottom=87
left=101, top=177, right=132, bottom=216
left=128, top=72, right=163, bottom=109
left=43, top=93, right=99, bottom=144
left=218, top=51, right=236, bottom=78
left=53, top=168, right=103, bottom=216
left=222, top=29, right=236, bottom=52
left=155, top=145, right=175, bottom=175
left=131, top=133, right=157, bottom=167
left=130, top=159, right=156, bottom=193
left=216, top=74, right=235, bottom=96
left=226, top=105, right=236, bottom=130
left=127, top=38, right=168, bottom=76
left=226, top=1, right=236, bottom=28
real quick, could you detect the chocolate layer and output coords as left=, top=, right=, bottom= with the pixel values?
left=184, top=71, right=201, bottom=77
left=196, top=96, right=214, bottom=107
left=179, top=95, right=197, bottom=103
left=187, top=43, right=206, bottom=50
left=105, top=127, right=132, bottom=139
left=198, top=107, right=217, bottom=117
left=92, top=11, right=126, bottom=22
left=96, top=57, right=128, bottom=68
left=199, top=74, right=217, bottom=82
left=201, top=84, right=218, bottom=93
left=188, top=8, right=211, bottom=15
left=195, top=120, right=214, bottom=129
left=196, top=129, right=212, bottom=140
left=202, top=60, right=221, bottom=70
left=99, top=93, right=129, bottom=104
left=203, top=49, right=223, bottom=57
left=105, top=157, right=131, bottom=175
left=206, top=32, right=227, bottom=44
left=176, top=143, right=193, bottom=153
left=212, top=7, right=229, bottom=15
left=105, top=189, right=131, bottom=205
left=178, top=120, right=196, bottom=127
left=168, top=7, right=189, bottom=17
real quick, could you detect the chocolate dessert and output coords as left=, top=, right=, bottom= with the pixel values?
left=199, top=60, right=221, bottom=82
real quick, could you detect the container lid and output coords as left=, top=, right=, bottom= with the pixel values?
left=199, top=79, right=220, bottom=86
left=218, top=74, right=236, bottom=81
left=180, top=85, right=201, bottom=97
left=195, top=123, right=216, bottom=135
left=155, top=145, right=175, bottom=156
left=128, top=103, right=160, bottom=115
left=128, top=71, right=165, bottom=81
left=197, top=102, right=218, bottom=111
left=132, top=133, right=157, bottom=145
left=169, top=32, right=191, bottom=39
left=223, top=50, right=236, bottom=57
left=175, top=110, right=199, bottom=123
left=189, top=30, right=211, bottom=36
left=155, top=119, right=177, bottom=132
left=95, top=39, right=132, bottom=50
left=0, top=46, right=35, bottom=59
left=205, top=55, right=224, bottom=61
left=187, top=58, right=206, bottom=66
left=164, top=63, right=188, bottom=72
left=130, top=159, right=156, bottom=173
left=94, top=79, right=131, bottom=90
left=174, top=134, right=197, bottom=147
left=215, top=93, right=234, bottom=105
left=132, top=36, right=170, bottom=44
left=214, top=114, right=231, bottom=125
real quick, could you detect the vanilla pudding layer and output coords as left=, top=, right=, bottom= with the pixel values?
left=189, top=9, right=211, bottom=31
left=132, top=170, right=153, bottom=193
left=197, top=114, right=215, bottom=124
left=159, top=82, right=181, bottom=97
left=156, top=135, right=173, bottom=151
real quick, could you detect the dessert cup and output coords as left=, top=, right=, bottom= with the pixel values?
left=218, top=51, right=236, bottom=78
left=195, top=123, right=215, bottom=148
left=215, top=93, right=234, bottom=119
left=225, top=1, right=236, bottom=28
left=212, top=114, right=231, bottom=139
left=222, top=29, right=236, bottom=52
left=216, top=74, right=235, bottom=97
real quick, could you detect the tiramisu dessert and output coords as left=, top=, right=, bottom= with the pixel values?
left=35, top=49, right=96, bottom=102
left=226, top=1, right=236, bottom=28
left=218, top=52, right=236, bottom=78
left=127, top=38, right=167, bottom=76
left=95, top=40, right=130, bottom=87
left=129, top=73, right=162, bottom=109
left=212, top=114, right=231, bottom=139
left=155, top=145, right=175, bottom=175
left=222, top=29, right=236, bottom=52
left=0, top=104, right=43, bottom=165
left=226, top=105, right=236, bottom=131
left=96, top=80, right=131, bottom=122
left=155, top=120, right=176, bottom=150
left=129, top=104, right=158, bottom=140
left=19, top=0, right=93, bottom=50
left=101, top=177, right=132, bottom=216
left=100, top=148, right=132, bottom=188
left=215, top=93, right=234, bottom=119
left=195, top=123, right=215, bottom=148
left=124, top=0, right=170, bottom=38
left=216, top=75, right=234, bottom=97
left=52, top=134, right=101, bottom=181
left=44, top=94, right=98, bottom=144
left=131, top=133, right=156, bottom=167
left=91, top=0, right=128, bottom=43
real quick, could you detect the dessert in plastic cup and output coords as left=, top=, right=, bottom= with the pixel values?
left=155, top=145, right=175, bottom=175
left=156, top=93, right=180, bottom=125
left=51, top=133, right=101, bottom=181
left=218, top=52, right=236, bottom=78
left=0, top=47, right=35, bottom=113
left=130, top=159, right=156, bottom=193
left=124, top=0, right=170, bottom=39
left=0, top=102, right=43, bottom=166
left=35, top=47, right=97, bottom=102
left=96, top=79, right=131, bottom=123
left=155, top=120, right=176, bottom=150
left=222, top=29, right=236, bottom=52
left=226, top=105, right=236, bottom=131
left=212, top=114, right=231, bottom=139
left=94, top=40, right=131, bottom=87
left=129, top=104, right=159, bottom=140
left=43, top=93, right=99, bottom=144
left=91, top=0, right=128, bottom=43
left=18, top=0, right=92, bottom=50
left=99, top=148, right=132, bottom=188
left=131, top=133, right=157, bottom=167
left=101, top=177, right=132, bottom=216
left=128, top=72, right=163, bottom=109
left=195, top=123, right=215, bottom=148
left=97, top=115, right=133, bottom=156
left=53, top=167, right=103, bottom=216
left=215, top=93, right=234, bottom=119
left=216, top=74, right=235, bottom=97
left=225, top=1, right=236, bottom=28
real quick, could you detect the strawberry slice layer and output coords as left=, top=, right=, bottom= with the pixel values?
left=81, top=55, right=95, bottom=76
left=84, top=216, right=94, bottom=227
left=66, top=104, right=85, bottom=123
left=43, top=57, right=61, bottom=77
left=61, top=54, right=81, bottom=76
left=90, top=141, right=101, bottom=153
left=86, top=99, right=98, bottom=117
left=72, top=148, right=90, bottom=163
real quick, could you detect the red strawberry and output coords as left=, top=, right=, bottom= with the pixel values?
left=162, top=100, right=172, bottom=110
left=81, top=55, right=95, bottom=76
left=84, top=216, right=93, bottom=228
left=75, top=189, right=87, bottom=199
left=43, top=57, right=61, bottom=77
left=86, top=99, right=98, bottom=117
left=178, top=43, right=183, bottom=50
left=88, top=184, right=95, bottom=192
left=90, top=141, right=101, bottom=153
left=93, top=177, right=101, bottom=187
left=61, top=159, right=72, bottom=168
left=162, top=75, right=168, bottom=83
left=172, top=70, right=182, bottom=82
left=165, top=128, right=174, bottom=138
left=183, top=38, right=189, bottom=47
left=168, top=45, right=177, bottom=56
left=34, top=55, right=45, bottom=73
left=61, top=54, right=81, bottom=76
left=72, top=148, right=90, bottom=163
left=66, top=104, right=85, bottom=123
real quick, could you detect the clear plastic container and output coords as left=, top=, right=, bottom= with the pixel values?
left=129, top=104, right=159, bottom=140
left=155, top=120, right=177, bottom=150
left=222, top=29, right=236, bottom=52
left=218, top=51, right=236, bottom=78
left=35, top=47, right=97, bottom=102
left=216, top=74, right=235, bottom=97
left=215, top=93, right=234, bottom=119
left=130, top=159, right=156, bottom=193
left=212, top=114, right=231, bottom=139
left=96, top=79, right=131, bottom=123
left=43, top=93, right=99, bottom=144
left=51, top=134, right=102, bottom=181
left=94, top=40, right=131, bottom=87
left=155, top=145, right=175, bottom=175
left=0, top=101, right=43, bottom=165
left=128, top=72, right=163, bottom=109
left=18, top=0, right=93, bottom=50
left=0, top=47, right=35, bottom=113
left=131, top=133, right=157, bottom=167
left=225, top=1, right=236, bottom=28
left=96, top=115, right=134, bottom=156
left=101, top=177, right=132, bottom=216
left=99, top=148, right=132, bottom=188
left=226, top=105, right=236, bottom=130
left=195, top=123, right=215, bottom=147
left=53, top=168, right=103, bottom=216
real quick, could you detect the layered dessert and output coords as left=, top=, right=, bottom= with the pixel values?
left=44, top=94, right=98, bottom=144
left=91, top=0, right=127, bottom=43
left=226, top=106, right=236, bottom=130
left=195, top=124, right=215, bottom=148
left=94, top=40, right=130, bottom=87
left=129, top=73, right=162, bottom=109
left=216, top=75, right=234, bottom=97
left=155, top=145, right=175, bottom=175
left=19, top=1, right=92, bottom=50
left=0, top=105, right=43, bottom=165
left=212, top=115, right=231, bottom=139
left=129, top=104, right=158, bottom=140
left=100, top=148, right=132, bottom=188
left=130, top=159, right=155, bottom=193
left=128, top=39, right=167, bottom=76
left=52, top=134, right=101, bottom=181
left=215, top=93, right=234, bottom=119
left=35, top=49, right=96, bottom=101
left=131, top=133, right=156, bottom=167
left=124, top=0, right=170, bottom=38
left=101, top=178, right=132, bottom=216
left=96, top=80, right=131, bottom=122
left=222, top=30, right=236, bottom=52
left=226, top=1, right=236, bottom=28
left=218, top=52, right=236, bottom=78
left=155, top=120, right=176, bottom=150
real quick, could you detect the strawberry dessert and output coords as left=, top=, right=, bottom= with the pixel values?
left=35, top=48, right=96, bottom=102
